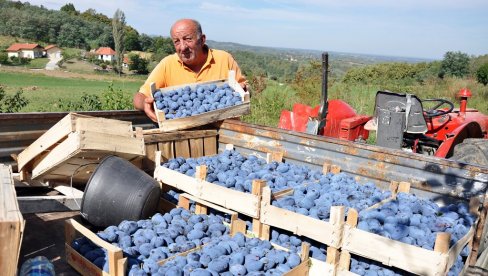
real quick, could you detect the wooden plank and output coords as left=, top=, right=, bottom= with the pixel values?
left=252, top=180, right=266, bottom=236
left=190, top=138, right=204, bottom=158
left=342, top=226, right=445, bottom=275
left=174, top=139, right=190, bottom=158
left=203, top=136, right=217, bottom=156
left=0, top=164, right=24, bottom=276
left=54, top=186, right=84, bottom=198
left=159, top=141, right=174, bottom=161
left=434, top=232, right=451, bottom=253
left=154, top=166, right=201, bottom=196
left=143, top=143, right=157, bottom=171
left=260, top=186, right=343, bottom=247
left=142, top=129, right=218, bottom=142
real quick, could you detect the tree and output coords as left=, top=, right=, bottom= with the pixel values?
left=60, top=3, right=79, bottom=16
left=476, top=63, right=488, bottom=86
left=128, top=54, right=149, bottom=74
left=124, top=29, right=141, bottom=51
left=139, top=34, right=154, bottom=52
left=439, top=51, right=470, bottom=78
left=112, top=9, right=125, bottom=76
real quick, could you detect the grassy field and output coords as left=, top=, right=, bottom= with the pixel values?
left=0, top=69, right=142, bottom=112
left=1, top=66, right=487, bottom=128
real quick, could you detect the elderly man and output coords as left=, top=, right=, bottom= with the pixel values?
left=134, top=19, right=247, bottom=122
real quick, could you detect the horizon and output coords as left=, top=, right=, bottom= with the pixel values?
left=23, top=0, right=488, bottom=60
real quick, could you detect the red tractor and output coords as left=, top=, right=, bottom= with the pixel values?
left=278, top=53, right=488, bottom=165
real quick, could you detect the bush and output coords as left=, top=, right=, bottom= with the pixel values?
left=0, top=86, right=29, bottom=113
left=0, top=52, right=10, bottom=65
left=102, top=82, right=133, bottom=110
left=128, top=54, right=149, bottom=74
left=476, top=63, right=488, bottom=86
left=57, top=93, right=102, bottom=111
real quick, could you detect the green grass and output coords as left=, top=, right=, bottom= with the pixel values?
left=242, top=81, right=299, bottom=127
left=0, top=71, right=142, bottom=112
left=25, top=57, right=50, bottom=69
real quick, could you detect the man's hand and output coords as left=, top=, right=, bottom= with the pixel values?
left=240, top=81, right=248, bottom=92
left=143, top=97, right=158, bottom=122
left=134, top=92, right=158, bottom=122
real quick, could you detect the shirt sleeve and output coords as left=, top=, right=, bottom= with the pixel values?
left=139, top=59, right=167, bottom=98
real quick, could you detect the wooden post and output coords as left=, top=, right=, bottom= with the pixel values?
left=231, top=219, right=246, bottom=236
left=195, top=165, right=207, bottom=181
left=178, top=195, right=190, bottom=210
left=266, top=151, right=283, bottom=163
left=434, top=232, right=451, bottom=253
left=252, top=180, right=266, bottom=237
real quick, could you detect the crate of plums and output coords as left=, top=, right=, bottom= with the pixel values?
left=150, top=70, right=250, bottom=132
left=66, top=207, right=244, bottom=276
left=259, top=174, right=403, bottom=250
left=154, top=146, right=291, bottom=219
left=339, top=189, right=479, bottom=276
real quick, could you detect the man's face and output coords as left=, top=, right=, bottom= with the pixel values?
left=171, top=22, right=205, bottom=67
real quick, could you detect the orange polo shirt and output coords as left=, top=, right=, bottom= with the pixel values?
left=139, top=47, right=246, bottom=97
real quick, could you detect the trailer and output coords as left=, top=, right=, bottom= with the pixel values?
left=1, top=111, right=487, bottom=275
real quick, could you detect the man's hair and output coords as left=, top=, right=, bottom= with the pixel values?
left=171, top=19, right=203, bottom=38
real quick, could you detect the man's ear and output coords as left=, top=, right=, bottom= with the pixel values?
left=200, top=34, right=206, bottom=45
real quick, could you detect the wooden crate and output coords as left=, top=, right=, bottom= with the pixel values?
left=340, top=191, right=479, bottom=276
left=65, top=219, right=126, bottom=276
left=151, top=70, right=250, bottom=132
left=153, top=146, right=285, bottom=219
left=142, top=129, right=218, bottom=172
left=0, top=164, right=25, bottom=275
left=260, top=185, right=346, bottom=248
left=16, top=113, right=145, bottom=182
left=154, top=164, right=263, bottom=218
left=65, top=202, right=240, bottom=276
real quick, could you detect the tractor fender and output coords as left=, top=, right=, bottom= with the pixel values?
left=434, top=121, right=483, bottom=158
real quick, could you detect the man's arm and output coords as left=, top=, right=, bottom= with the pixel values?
left=133, top=92, right=157, bottom=122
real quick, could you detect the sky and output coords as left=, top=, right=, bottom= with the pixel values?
left=24, top=0, right=488, bottom=59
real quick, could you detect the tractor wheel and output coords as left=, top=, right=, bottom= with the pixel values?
left=450, top=138, right=488, bottom=166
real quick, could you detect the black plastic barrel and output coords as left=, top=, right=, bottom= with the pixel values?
left=81, top=155, right=161, bottom=227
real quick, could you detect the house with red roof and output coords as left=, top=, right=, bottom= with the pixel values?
left=95, top=47, right=116, bottom=62
left=44, top=45, right=62, bottom=59
left=6, top=43, right=44, bottom=59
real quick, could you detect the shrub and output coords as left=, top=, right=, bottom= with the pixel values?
left=0, top=86, right=29, bottom=113
left=476, top=63, right=488, bottom=86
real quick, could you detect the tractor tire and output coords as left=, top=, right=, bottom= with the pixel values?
left=450, top=138, right=488, bottom=166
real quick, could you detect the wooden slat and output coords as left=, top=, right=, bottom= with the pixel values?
left=190, top=138, right=204, bottom=158
left=154, top=166, right=260, bottom=217
left=174, top=139, right=190, bottom=158
left=142, top=130, right=218, bottom=142
left=143, top=144, right=157, bottom=171
left=0, top=165, right=24, bottom=276
left=203, top=136, right=217, bottom=156
left=260, top=186, right=344, bottom=247
left=159, top=142, right=174, bottom=161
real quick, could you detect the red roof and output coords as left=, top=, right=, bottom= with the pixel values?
left=7, top=43, right=43, bottom=52
left=44, top=45, right=59, bottom=51
left=95, top=47, right=116, bottom=55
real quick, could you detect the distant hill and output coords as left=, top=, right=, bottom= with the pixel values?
left=206, top=40, right=433, bottom=65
